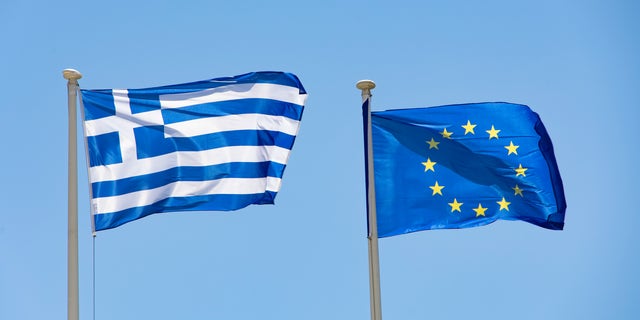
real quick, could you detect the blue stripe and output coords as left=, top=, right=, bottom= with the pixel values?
left=161, top=99, right=303, bottom=124
left=92, top=162, right=286, bottom=198
left=142, top=71, right=306, bottom=94
left=127, top=92, right=163, bottom=114
left=81, top=72, right=306, bottom=121
left=133, top=127, right=296, bottom=160
left=94, top=191, right=278, bottom=231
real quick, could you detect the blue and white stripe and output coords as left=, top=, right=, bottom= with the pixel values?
left=81, top=72, right=307, bottom=231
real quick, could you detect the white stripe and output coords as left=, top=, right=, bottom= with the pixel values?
left=164, top=114, right=300, bottom=138
left=93, top=176, right=282, bottom=214
left=160, top=83, right=307, bottom=109
left=89, top=145, right=291, bottom=182
left=112, top=89, right=142, bottom=163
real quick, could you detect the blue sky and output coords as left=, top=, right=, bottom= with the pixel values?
left=1, top=1, right=639, bottom=319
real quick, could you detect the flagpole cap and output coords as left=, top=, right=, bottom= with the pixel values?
left=356, top=80, right=376, bottom=91
left=62, top=69, right=83, bottom=82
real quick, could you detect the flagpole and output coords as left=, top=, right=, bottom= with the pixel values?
left=357, top=80, right=382, bottom=320
left=63, top=68, right=82, bottom=320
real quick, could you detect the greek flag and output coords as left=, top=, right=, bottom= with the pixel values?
left=80, top=72, right=307, bottom=231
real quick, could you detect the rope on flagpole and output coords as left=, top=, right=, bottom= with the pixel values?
left=93, top=235, right=96, bottom=320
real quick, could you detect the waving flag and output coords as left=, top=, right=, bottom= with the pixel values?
left=81, top=72, right=307, bottom=231
left=369, top=102, right=565, bottom=237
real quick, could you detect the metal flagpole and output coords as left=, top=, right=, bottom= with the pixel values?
left=357, top=80, right=382, bottom=320
left=63, top=68, right=82, bottom=320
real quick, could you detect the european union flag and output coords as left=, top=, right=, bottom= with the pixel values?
left=370, top=102, right=566, bottom=237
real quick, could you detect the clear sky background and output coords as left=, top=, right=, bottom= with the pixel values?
left=1, top=1, right=639, bottom=319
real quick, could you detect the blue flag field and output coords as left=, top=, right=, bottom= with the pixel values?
left=369, top=102, right=566, bottom=237
left=80, top=72, right=307, bottom=231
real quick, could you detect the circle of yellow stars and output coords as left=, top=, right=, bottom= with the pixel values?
left=421, top=120, right=529, bottom=218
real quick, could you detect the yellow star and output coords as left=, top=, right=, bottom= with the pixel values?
left=461, top=120, right=476, bottom=135
left=472, top=204, right=487, bottom=217
left=497, top=197, right=511, bottom=211
left=486, top=125, right=500, bottom=139
left=515, top=164, right=528, bottom=177
left=448, top=198, right=463, bottom=212
left=427, top=138, right=440, bottom=150
left=429, top=181, right=444, bottom=196
left=440, top=128, right=453, bottom=139
left=513, top=185, right=524, bottom=197
left=505, top=141, right=519, bottom=155
left=421, top=157, right=436, bottom=172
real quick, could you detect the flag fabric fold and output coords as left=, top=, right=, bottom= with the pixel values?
left=81, top=71, right=307, bottom=231
left=369, top=102, right=566, bottom=237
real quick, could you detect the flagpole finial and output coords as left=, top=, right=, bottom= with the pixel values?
left=356, top=80, right=376, bottom=91
left=356, top=80, right=376, bottom=99
left=63, top=69, right=82, bottom=83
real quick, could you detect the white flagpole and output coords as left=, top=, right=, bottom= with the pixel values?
left=63, top=68, right=82, bottom=320
left=357, top=80, right=382, bottom=320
